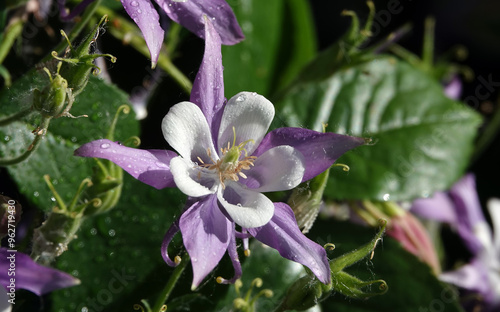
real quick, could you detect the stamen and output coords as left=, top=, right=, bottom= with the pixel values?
left=216, top=276, right=227, bottom=284
left=197, top=156, right=205, bottom=164
left=232, top=126, right=237, bottom=147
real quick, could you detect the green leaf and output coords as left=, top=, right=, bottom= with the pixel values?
left=308, top=219, right=463, bottom=312
left=276, top=56, right=482, bottom=201
left=49, top=176, right=187, bottom=311
left=0, top=74, right=138, bottom=212
left=214, top=241, right=307, bottom=312
left=222, top=0, right=317, bottom=98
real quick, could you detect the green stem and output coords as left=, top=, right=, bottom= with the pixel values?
left=43, top=174, right=68, bottom=211
left=0, top=117, right=50, bottom=166
left=472, top=104, right=500, bottom=162
left=41, top=0, right=103, bottom=63
left=0, top=64, right=12, bottom=86
left=106, top=105, right=130, bottom=141
left=422, top=17, right=435, bottom=71
left=96, top=6, right=192, bottom=94
left=0, top=108, right=31, bottom=126
left=0, top=17, right=24, bottom=65
left=152, top=253, right=190, bottom=312
left=165, top=22, right=182, bottom=56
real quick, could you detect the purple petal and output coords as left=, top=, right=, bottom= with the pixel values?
left=74, top=139, right=177, bottom=189
left=411, top=192, right=458, bottom=224
left=253, top=128, right=365, bottom=182
left=121, top=0, right=165, bottom=66
left=190, top=17, right=224, bottom=137
left=179, top=195, right=231, bottom=289
left=155, top=0, right=244, bottom=45
left=0, top=248, right=80, bottom=295
left=247, top=203, right=331, bottom=284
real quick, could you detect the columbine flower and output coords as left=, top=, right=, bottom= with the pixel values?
left=412, top=174, right=500, bottom=311
left=75, top=18, right=364, bottom=289
left=0, top=248, right=80, bottom=311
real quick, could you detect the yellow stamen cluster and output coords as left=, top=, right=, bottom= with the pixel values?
left=197, top=128, right=257, bottom=188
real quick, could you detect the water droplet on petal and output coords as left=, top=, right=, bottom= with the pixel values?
left=131, top=0, right=139, bottom=6
left=236, top=95, right=246, bottom=102
left=100, top=143, right=110, bottom=149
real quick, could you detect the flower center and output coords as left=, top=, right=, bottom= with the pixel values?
left=197, top=127, right=257, bottom=188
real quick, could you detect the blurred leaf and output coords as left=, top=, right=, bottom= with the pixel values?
left=0, top=74, right=138, bottom=212
left=222, top=0, right=317, bottom=98
left=308, top=219, right=463, bottom=312
left=270, top=0, right=317, bottom=92
left=276, top=56, right=482, bottom=201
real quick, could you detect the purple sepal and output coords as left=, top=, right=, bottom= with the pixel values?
left=74, top=139, right=177, bottom=190
left=248, top=203, right=331, bottom=285
left=0, top=248, right=80, bottom=295
left=252, top=128, right=365, bottom=182
left=190, top=17, right=225, bottom=140
left=121, top=0, right=165, bottom=66
left=179, top=194, right=232, bottom=289
left=155, top=0, right=244, bottom=45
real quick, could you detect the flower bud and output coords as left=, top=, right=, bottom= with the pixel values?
left=55, top=15, right=116, bottom=96
left=33, top=65, right=69, bottom=118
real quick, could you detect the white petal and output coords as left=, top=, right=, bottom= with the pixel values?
left=162, top=102, right=217, bottom=162
left=487, top=198, right=500, bottom=255
left=170, top=156, right=215, bottom=197
left=244, top=146, right=305, bottom=192
left=217, top=92, right=274, bottom=155
left=217, top=182, right=274, bottom=228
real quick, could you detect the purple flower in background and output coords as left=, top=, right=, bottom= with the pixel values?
left=0, top=248, right=80, bottom=311
left=121, top=0, right=244, bottom=66
left=412, top=174, right=500, bottom=311
left=443, top=75, right=462, bottom=100
left=58, top=0, right=243, bottom=66
left=75, top=18, right=364, bottom=289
